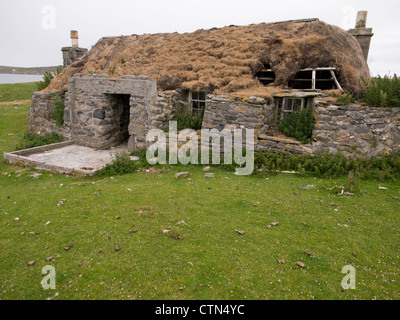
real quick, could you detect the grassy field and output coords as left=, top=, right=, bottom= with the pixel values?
left=0, top=83, right=399, bottom=300
left=0, top=82, right=37, bottom=102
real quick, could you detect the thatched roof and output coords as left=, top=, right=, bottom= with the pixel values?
left=47, top=19, right=370, bottom=98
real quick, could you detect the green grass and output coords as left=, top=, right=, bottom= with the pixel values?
left=15, top=132, right=64, bottom=151
left=0, top=82, right=38, bottom=102
left=0, top=83, right=399, bottom=300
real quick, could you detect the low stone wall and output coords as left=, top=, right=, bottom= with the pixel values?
left=257, top=134, right=312, bottom=154
left=312, top=103, right=400, bottom=157
left=28, top=91, right=71, bottom=139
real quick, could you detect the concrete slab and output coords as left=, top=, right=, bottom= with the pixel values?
left=4, top=142, right=130, bottom=175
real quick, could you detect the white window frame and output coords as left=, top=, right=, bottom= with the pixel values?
left=281, top=97, right=304, bottom=120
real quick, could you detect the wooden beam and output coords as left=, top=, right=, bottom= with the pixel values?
left=311, top=70, right=316, bottom=90
left=301, top=67, right=336, bottom=71
left=330, top=70, right=343, bottom=91
left=256, top=77, right=275, bottom=81
left=261, top=67, right=336, bottom=73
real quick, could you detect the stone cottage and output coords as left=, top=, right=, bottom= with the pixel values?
left=28, top=12, right=400, bottom=158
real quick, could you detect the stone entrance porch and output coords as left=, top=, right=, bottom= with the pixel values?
left=63, top=74, right=157, bottom=151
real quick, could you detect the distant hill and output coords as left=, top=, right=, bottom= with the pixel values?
left=0, top=65, right=59, bottom=75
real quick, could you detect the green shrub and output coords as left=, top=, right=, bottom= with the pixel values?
left=52, top=94, right=65, bottom=126
left=346, top=170, right=361, bottom=193
left=16, top=132, right=63, bottom=150
left=360, top=74, right=400, bottom=107
left=253, top=149, right=400, bottom=180
left=100, top=148, right=400, bottom=180
left=173, top=103, right=205, bottom=131
left=131, top=147, right=237, bottom=172
left=36, top=66, right=63, bottom=91
left=97, top=152, right=140, bottom=176
left=336, top=92, right=356, bottom=105
left=278, top=108, right=314, bottom=143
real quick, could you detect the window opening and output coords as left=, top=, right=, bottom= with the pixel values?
left=279, top=97, right=305, bottom=120
left=288, top=67, right=343, bottom=90
left=190, top=91, right=206, bottom=115
left=254, top=63, right=276, bottom=86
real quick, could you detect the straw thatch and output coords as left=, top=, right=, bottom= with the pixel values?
left=47, top=20, right=370, bottom=98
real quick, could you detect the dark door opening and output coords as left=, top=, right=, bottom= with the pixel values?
left=108, top=94, right=131, bottom=145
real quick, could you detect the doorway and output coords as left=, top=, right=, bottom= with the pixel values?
left=108, top=94, right=131, bottom=145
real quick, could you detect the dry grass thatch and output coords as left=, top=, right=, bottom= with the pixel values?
left=47, top=20, right=370, bottom=98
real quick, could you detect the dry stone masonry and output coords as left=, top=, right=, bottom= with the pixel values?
left=202, top=95, right=273, bottom=133
left=312, top=103, right=400, bottom=157
left=28, top=73, right=400, bottom=158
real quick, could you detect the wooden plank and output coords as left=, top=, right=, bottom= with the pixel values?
left=292, top=79, right=336, bottom=82
left=260, top=67, right=335, bottom=73
left=330, top=70, right=343, bottom=91
left=256, top=77, right=275, bottom=81
left=301, top=67, right=336, bottom=71
left=312, top=70, right=316, bottom=89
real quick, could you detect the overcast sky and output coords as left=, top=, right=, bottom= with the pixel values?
left=0, top=0, right=399, bottom=76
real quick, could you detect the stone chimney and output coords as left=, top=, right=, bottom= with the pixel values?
left=61, top=30, right=88, bottom=67
left=348, top=11, right=374, bottom=62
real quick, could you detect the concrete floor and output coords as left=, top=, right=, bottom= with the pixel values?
left=23, top=143, right=129, bottom=174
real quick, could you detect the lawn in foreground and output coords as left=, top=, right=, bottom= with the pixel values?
left=0, top=83, right=399, bottom=300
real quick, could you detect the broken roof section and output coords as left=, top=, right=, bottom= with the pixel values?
left=46, top=19, right=370, bottom=99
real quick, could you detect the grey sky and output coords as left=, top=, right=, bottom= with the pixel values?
left=0, top=0, right=399, bottom=76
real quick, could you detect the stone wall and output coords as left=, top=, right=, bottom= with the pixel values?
left=149, top=91, right=182, bottom=131
left=28, top=91, right=71, bottom=139
left=203, top=95, right=274, bottom=133
left=200, top=94, right=400, bottom=159
left=257, top=134, right=312, bottom=154
left=29, top=77, right=400, bottom=159
left=312, top=103, right=400, bottom=157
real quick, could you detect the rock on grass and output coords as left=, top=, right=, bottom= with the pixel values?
left=175, top=172, right=189, bottom=178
